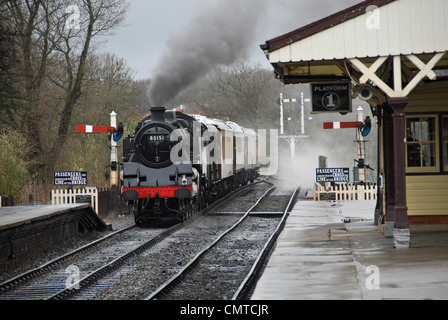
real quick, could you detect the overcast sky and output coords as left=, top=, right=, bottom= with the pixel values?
left=100, top=0, right=360, bottom=80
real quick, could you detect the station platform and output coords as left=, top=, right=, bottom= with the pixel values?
left=0, top=204, right=106, bottom=263
left=251, top=200, right=448, bottom=300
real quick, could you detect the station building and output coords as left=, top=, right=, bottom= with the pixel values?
left=261, top=0, right=448, bottom=247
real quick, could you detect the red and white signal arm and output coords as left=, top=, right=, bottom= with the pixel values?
left=323, top=121, right=363, bottom=129
left=76, top=125, right=115, bottom=133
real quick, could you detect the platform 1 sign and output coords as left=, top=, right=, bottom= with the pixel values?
left=54, top=171, right=87, bottom=186
left=311, top=81, right=352, bottom=113
left=316, top=168, right=350, bottom=183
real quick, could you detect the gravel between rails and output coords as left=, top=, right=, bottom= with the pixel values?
left=0, top=181, right=292, bottom=300
left=94, top=183, right=273, bottom=300
left=93, top=215, right=243, bottom=300
left=161, top=216, right=281, bottom=300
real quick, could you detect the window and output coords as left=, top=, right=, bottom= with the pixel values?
left=406, top=116, right=439, bottom=173
left=443, top=116, right=448, bottom=171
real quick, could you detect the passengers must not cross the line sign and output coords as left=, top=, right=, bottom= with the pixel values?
left=54, top=171, right=87, bottom=186
left=316, top=168, right=350, bottom=183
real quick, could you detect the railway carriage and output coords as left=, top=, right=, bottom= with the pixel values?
left=121, top=107, right=260, bottom=226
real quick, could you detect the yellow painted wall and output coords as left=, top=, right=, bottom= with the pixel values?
left=406, top=175, right=448, bottom=216
left=405, top=80, right=448, bottom=112
left=374, top=81, right=448, bottom=223
left=405, top=81, right=448, bottom=217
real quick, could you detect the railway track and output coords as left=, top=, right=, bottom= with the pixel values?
left=146, top=185, right=300, bottom=300
left=234, top=186, right=300, bottom=300
left=0, top=178, right=274, bottom=300
left=0, top=225, right=172, bottom=300
left=0, top=224, right=135, bottom=297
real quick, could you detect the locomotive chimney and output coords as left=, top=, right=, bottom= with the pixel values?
left=150, top=106, right=166, bottom=122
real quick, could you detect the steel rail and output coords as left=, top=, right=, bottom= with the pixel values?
left=0, top=178, right=270, bottom=300
left=47, top=221, right=185, bottom=300
left=47, top=178, right=271, bottom=300
left=145, top=184, right=277, bottom=300
left=232, top=186, right=301, bottom=300
left=0, top=225, right=135, bottom=294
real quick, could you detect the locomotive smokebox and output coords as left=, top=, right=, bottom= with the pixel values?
left=150, top=106, right=166, bottom=122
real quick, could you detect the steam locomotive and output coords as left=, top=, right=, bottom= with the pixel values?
left=121, top=107, right=259, bottom=226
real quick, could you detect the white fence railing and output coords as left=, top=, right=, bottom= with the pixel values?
left=313, top=183, right=377, bottom=201
left=51, top=188, right=98, bottom=213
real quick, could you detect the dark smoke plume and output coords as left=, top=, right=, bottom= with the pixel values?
left=148, top=0, right=265, bottom=106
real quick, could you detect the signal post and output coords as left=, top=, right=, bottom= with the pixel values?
left=109, top=111, right=118, bottom=189
left=109, top=111, right=119, bottom=217
left=75, top=111, right=124, bottom=217
left=278, top=93, right=308, bottom=159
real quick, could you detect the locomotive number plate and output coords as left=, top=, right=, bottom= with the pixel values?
left=149, top=134, right=166, bottom=141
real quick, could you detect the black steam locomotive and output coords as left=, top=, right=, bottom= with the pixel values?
left=121, top=107, right=259, bottom=226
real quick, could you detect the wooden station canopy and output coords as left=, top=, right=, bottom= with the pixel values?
left=261, top=0, right=448, bottom=92
left=261, top=0, right=448, bottom=247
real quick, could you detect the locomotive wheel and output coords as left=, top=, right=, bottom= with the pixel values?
left=177, top=200, right=184, bottom=221
left=133, top=199, right=143, bottom=224
left=188, top=201, right=193, bottom=220
left=199, top=186, right=208, bottom=210
left=181, top=199, right=195, bottom=221
left=179, top=200, right=190, bottom=221
left=182, top=201, right=188, bottom=221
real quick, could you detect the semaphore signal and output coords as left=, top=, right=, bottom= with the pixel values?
left=323, top=121, right=363, bottom=130
left=75, top=112, right=124, bottom=194
left=75, top=125, right=116, bottom=133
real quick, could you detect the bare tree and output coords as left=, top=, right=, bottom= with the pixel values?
left=0, top=9, right=20, bottom=129
left=47, top=0, right=128, bottom=170
left=58, top=52, right=144, bottom=189
left=202, top=59, right=281, bottom=129
left=3, top=0, right=51, bottom=159
left=2, top=0, right=128, bottom=181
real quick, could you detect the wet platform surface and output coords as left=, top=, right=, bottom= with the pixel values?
left=0, top=204, right=106, bottom=262
left=252, top=200, right=448, bottom=300
left=0, top=204, right=91, bottom=229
